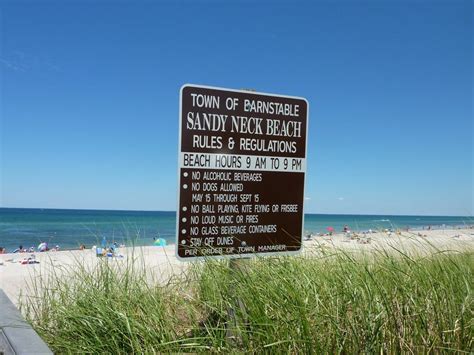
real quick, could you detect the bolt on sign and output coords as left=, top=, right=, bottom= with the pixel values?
left=176, top=84, right=309, bottom=260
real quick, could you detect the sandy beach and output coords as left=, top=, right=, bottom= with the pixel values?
left=1, top=228, right=473, bottom=307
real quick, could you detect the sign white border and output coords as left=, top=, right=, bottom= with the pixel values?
left=175, top=84, right=309, bottom=261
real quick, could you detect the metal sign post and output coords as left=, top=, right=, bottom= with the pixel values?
left=225, top=257, right=250, bottom=346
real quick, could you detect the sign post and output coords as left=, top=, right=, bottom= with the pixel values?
left=176, top=84, right=308, bottom=260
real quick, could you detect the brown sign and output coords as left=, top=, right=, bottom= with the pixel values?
left=176, top=84, right=308, bottom=260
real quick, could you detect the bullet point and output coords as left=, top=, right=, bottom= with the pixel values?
left=241, top=241, right=247, bottom=246
left=182, top=217, right=187, bottom=223
left=183, top=184, right=188, bottom=189
left=181, top=240, right=186, bottom=245
left=181, top=229, right=186, bottom=234
left=183, top=172, right=188, bottom=177
left=182, top=206, right=187, bottom=212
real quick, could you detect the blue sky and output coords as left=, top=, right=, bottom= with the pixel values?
left=0, top=0, right=472, bottom=216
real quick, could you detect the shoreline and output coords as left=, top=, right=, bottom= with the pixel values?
left=2, top=224, right=472, bottom=254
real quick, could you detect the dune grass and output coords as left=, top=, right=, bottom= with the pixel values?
left=23, top=248, right=473, bottom=353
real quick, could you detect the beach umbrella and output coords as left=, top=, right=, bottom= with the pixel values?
left=37, top=242, right=48, bottom=252
left=326, top=226, right=334, bottom=232
left=154, top=238, right=167, bottom=247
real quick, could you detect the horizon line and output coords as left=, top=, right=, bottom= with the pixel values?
left=0, top=206, right=472, bottom=219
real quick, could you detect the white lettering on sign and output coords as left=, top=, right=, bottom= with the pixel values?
left=191, top=93, right=220, bottom=109
left=243, top=99, right=300, bottom=117
left=186, top=112, right=227, bottom=132
left=186, top=112, right=302, bottom=139
left=280, top=204, right=298, bottom=213
left=257, top=244, right=287, bottom=252
left=193, top=135, right=223, bottom=149
left=266, top=119, right=302, bottom=138
left=230, top=116, right=264, bottom=134
left=239, top=138, right=297, bottom=154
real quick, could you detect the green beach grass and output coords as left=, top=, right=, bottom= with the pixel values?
left=23, top=248, right=473, bottom=353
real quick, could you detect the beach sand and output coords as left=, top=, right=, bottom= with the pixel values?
left=1, top=228, right=473, bottom=307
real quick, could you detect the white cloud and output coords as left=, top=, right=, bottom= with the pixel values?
left=304, top=197, right=311, bottom=200
left=337, top=197, right=345, bottom=201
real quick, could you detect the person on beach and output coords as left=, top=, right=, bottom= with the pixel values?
left=0, top=247, right=5, bottom=254
left=343, top=225, right=351, bottom=234
left=13, top=245, right=24, bottom=253
left=38, top=242, right=48, bottom=252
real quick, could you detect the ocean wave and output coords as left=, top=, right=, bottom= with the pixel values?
left=372, top=219, right=390, bottom=222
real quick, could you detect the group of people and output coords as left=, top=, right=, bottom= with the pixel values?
left=0, top=243, right=61, bottom=254
left=0, top=239, right=125, bottom=255
left=94, top=241, right=124, bottom=258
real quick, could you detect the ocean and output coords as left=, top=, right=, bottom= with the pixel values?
left=0, top=208, right=472, bottom=252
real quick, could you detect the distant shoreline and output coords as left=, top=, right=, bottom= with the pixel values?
left=1, top=208, right=472, bottom=253
left=2, top=223, right=473, bottom=254
left=2, top=225, right=474, bottom=255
